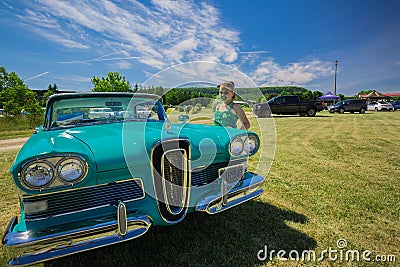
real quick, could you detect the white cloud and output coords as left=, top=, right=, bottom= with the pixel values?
left=11, top=0, right=335, bottom=90
left=15, top=0, right=240, bottom=71
left=251, top=59, right=332, bottom=87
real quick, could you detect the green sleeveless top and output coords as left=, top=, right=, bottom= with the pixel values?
left=214, top=103, right=239, bottom=128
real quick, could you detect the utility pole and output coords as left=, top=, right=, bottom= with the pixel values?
left=334, top=60, right=338, bottom=96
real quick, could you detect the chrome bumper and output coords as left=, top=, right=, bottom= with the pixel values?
left=196, top=172, right=265, bottom=214
left=2, top=214, right=152, bottom=266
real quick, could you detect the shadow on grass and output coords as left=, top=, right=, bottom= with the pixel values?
left=45, top=201, right=316, bottom=267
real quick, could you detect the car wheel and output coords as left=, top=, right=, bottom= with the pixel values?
left=261, top=109, right=271, bottom=118
left=339, top=108, right=345, bottom=114
left=375, top=107, right=378, bottom=112
left=306, top=108, right=317, bottom=117
left=360, top=108, right=366, bottom=114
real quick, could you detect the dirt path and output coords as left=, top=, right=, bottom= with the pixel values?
left=0, top=137, right=29, bottom=152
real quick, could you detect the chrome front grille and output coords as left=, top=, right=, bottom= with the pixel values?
left=191, top=159, right=248, bottom=186
left=152, top=139, right=190, bottom=223
left=23, top=179, right=144, bottom=221
left=161, top=149, right=187, bottom=215
left=191, top=162, right=227, bottom=186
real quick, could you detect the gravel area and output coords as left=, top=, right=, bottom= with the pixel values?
left=0, top=137, right=29, bottom=152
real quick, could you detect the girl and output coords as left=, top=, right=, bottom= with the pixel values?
left=214, top=81, right=250, bottom=130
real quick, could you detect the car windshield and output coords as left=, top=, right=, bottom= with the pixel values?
left=48, top=95, right=165, bottom=129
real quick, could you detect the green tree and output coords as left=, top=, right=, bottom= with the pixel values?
left=0, top=66, right=42, bottom=115
left=41, top=83, right=59, bottom=106
left=303, top=90, right=314, bottom=100
left=313, top=90, right=324, bottom=100
left=91, top=72, right=131, bottom=92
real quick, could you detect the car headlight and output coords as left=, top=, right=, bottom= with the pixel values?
left=230, top=137, right=244, bottom=156
left=22, top=160, right=54, bottom=188
left=244, top=135, right=258, bottom=154
left=229, top=134, right=259, bottom=157
left=57, top=157, right=87, bottom=183
left=20, top=155, right=88, bottom=190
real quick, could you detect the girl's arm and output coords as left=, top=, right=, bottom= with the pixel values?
left=233, top=104, right=250, bottom=130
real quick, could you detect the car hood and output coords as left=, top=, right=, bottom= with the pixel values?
left=14, top=122, right=246, bottom=172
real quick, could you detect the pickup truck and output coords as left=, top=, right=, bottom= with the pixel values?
left=253, top=95, right=324, bottom=117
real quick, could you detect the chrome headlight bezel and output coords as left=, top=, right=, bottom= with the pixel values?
left=19, top=154, right=88, bottom=190
left=229, top=137, right=244, bottom=156
left=229, top=134, right=259, bottom=157
left=56, top=157, right=88, bottom=184
left=21, top=160, right=55, bottom=189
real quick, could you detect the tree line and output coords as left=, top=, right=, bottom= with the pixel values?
left=2, top=67, right=393, bottom=115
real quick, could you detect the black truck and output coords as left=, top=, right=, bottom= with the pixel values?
left=253, top=95, right=324, bottom=117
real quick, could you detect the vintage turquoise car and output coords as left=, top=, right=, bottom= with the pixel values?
left=2, top=92, right=265, bottom=266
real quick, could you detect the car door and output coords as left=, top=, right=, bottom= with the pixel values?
left=273, top=96, right=287, bottom=114
left=347, top=100, right=356, bottom=111
left=285, top=96, right=300, bottom=113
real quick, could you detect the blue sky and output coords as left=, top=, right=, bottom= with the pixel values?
left=1, top=0, right=399, bottom=96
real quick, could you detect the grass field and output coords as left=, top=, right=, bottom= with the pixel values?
left=0, top=111, right=399, bottom=266
left=0, top=115, right=43, bottom=140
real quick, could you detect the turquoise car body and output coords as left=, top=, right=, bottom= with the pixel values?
left=2, top=92, right=265, bottom=266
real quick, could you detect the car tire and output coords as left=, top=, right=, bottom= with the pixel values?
left=339, top=108, right=345, bottom=114
left=306, top=108, right=317, bottom=117
left=360, top=108, right=366, bottom=114
left=375, top=107, right=378, bottom=112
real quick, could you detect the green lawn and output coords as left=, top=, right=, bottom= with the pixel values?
left=1, top=111, right=399, bottom=266
left=0, top=115, right=43, bottom=140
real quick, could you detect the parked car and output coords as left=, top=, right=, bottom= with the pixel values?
left=367, top=102, right=378, bottom=111
left=328, top=99, right=367, bottom=114
left=136, top=106, right=153, bottom=118
left=2, top=92, right=265, bottom=266
left=253, top=95, right=323, bottom=117
left=392, top=100, right=400, bottom=110
left=372, top=101, right=394, bottom=111
left=88, top=107, right=115, bottom=118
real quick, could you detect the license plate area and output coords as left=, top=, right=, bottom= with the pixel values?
left=219, top=164, right=244, bottom=185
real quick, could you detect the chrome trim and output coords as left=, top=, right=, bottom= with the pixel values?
left=2, top=215, right=152, bottom=266
left=221, top=180, right=228, bottom=206
left=117, top=201, right=127, bottom=237
left=18, top=154, right=89, bottom=191
left=55, top=156, right=87, bottom=184
left=20, top=159, right=55, bottom=189
left=23, top=178, right=145, bottom=221
left=228, top=133, right=260, bottom=158
left=161, top=148, right=188, bottom=215
left=195, top=173, right=264, bottom=214
left=151, top=138, right=191, bottom=224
